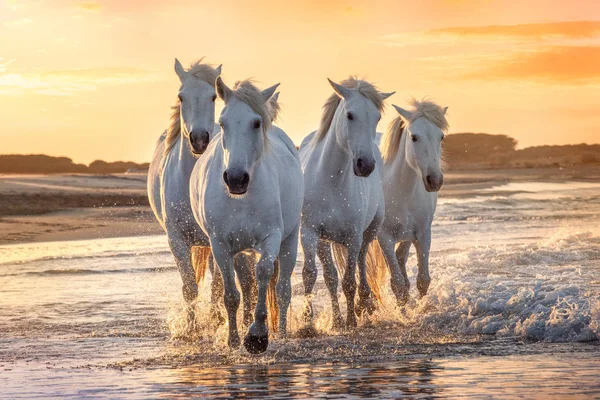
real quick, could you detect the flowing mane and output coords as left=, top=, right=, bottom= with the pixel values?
left=313, top=77, right=385, bottom=143
left=380, top=116, right=406, bottom=164
left=164, top=58, right=221, bottom=154
left=230, top=80, right=279, bottom=145
left=380, top=98, right=449, bottom=163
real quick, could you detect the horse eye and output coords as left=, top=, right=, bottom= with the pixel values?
left=253, top=120, right=261, bottom=130
left=178, top=95, right=183, bottom=103
left=347, top=112, right=354, bottom=121
left=441, top=134, right=445, bottom=141
left=411, top=136, right=418, bottom=142
left=212, top=95, right=217, bottom=102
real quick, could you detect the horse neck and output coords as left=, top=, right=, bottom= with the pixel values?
left=318, top=108, right=353, bottom=179
left=388, top=131, right=420, bottom=191
left=170, top=134, right=198, bottom=175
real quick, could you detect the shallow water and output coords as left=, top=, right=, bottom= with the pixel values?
left=1, top=181, right=600, bottom=398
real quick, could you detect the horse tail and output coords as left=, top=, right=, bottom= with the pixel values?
left=366, top=240, right=388, bottom=304
left=331, top=242, right=387, bottom=306
left=266, top=258, right=280, bottom=332
left=331, top=243, right=348, bottom=278
left=191, top=246, right=211, bottom=285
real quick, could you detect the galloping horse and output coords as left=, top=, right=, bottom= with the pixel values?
left=147, top=59, right=259, bottom=327
left=191, top=79, right=303, bottom=353
left=299, top=78, right=394, bottom=329
left=370, top=99, right=448, bottom=306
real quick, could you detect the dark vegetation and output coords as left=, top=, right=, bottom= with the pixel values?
left=444, top=133, right=600, bottom=169
left=0, top=154, right=149, bottom=174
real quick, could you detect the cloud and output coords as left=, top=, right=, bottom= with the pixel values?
left=464, top=46, right=600, bottom=84
left=3, top=0, right=30, bottom=11
left=0, top=67, right=157, bottom=96
left=3, top=18, right=33, bottom=27
left=380, top=21, right=600, bottom=47
left=430, top=21, right=600, bottom=40
left=78, top=1, right=101, bottom=12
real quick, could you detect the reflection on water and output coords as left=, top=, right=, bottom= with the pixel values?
left=1, top=181, right=600, bottom=398
left=3, top=352, right=599, bottom=398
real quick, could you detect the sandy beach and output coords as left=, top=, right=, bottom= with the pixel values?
left=1, top=166, right=599, bottom=245
left=0, top=173, right=162, bottom=244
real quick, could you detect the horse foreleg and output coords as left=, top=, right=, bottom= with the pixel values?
left=341, top=239, right=360, bottom=329
left=378, top=233, right=410, bottom=306
left=300, top=227, right=319, bottom=323
left=356, top=239, right=376, bottom=317
left=234, top=252, right=257, bottom=327
left=210, top=243, right=240, bottom=349
left=414, top=230, right=432, bottom=297
left=244, top=233, right=281, bottom=354
left=276, top=226, right=300, bottom=337
left=317, top=240, right=343, bottom=330
left=168, top=237, right=198, bottom=304
left=208, top=254, right=225, bottom=325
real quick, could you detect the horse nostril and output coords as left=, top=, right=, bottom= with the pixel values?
left=241, top=173, right=249, bottom=185
left=426, top=175, right=433, bottom=186
left=356, top=158, right=364, bottom=170
left=223, top=171, right=229, bottom=185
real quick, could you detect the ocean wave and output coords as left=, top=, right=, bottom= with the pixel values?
left=2, top=265, right=176, bottom=277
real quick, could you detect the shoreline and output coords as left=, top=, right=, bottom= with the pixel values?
left=1, top=166, right=599, bottom=245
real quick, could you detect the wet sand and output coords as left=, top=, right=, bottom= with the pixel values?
left=0, top=173, right=162, bottom=244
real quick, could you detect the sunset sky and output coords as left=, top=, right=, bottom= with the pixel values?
left=1, top=0, right=599, bottom=164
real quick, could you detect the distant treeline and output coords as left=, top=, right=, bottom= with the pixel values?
left=1, top=133, right=599, bottom=173
left=0, top=154, right=149, bottom=174
left=444, top=133, right=600, bottom=169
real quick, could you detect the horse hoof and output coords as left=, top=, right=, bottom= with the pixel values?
left=228, top=334, right=241, bottom=349
left=243, top=313, right=254, bottom=328
left=332, top=314, right=344, bottom=331
left=243, top=333, right=269, bottom=354
left=357, top=297, right=377, bottom=316
left=346, top=314, right=358, bottom=330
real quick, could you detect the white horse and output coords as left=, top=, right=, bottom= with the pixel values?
left=191, top=79, right=303, bottom=354
left=147, top=59, right=261, bottom=327
left=299, top=78, right=394, bottom=329
left=369, top=99, right=448, bottom=306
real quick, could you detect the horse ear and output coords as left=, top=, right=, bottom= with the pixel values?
left=380, top=91, right=395, bottom=100
left=261, top=83, right=280, bottom=103
left=393, top=104, right=412, bottom=121
left=271, top=92, right=280, bottom=103
left=328, top=78, right=352, bottom=99
left=216, top=76, right=232, bottom=102
left=443, top=106, right=448, bottom=115
left=215, top=64, right=222, bottom=76
left=174, top=58, right=187, bottom=83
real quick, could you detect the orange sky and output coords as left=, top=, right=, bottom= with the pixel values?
left=1, top=0, right=599, bottom=163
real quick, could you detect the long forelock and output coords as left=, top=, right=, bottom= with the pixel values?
left=186, top=58, right=220, bottom=86
left=164, top=59, right=220, bottom=155
left=314, top=77, right=385, bottom=143
left=381, top=99, right=449, bottom=164
left=406, top=98, right=449, bottom=132
left=231, top=80, right=274, bottom=141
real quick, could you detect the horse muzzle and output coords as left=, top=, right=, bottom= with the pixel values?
left=190, top=130, right=210, bottom=155
left=223, top=169, right=250, bottom=195
left=353, top=157, right=375, bottom=177
left=424, top=173, right=444, bottom=192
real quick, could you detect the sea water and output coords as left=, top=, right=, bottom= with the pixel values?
left=1, top=181, right=599, bottom=398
